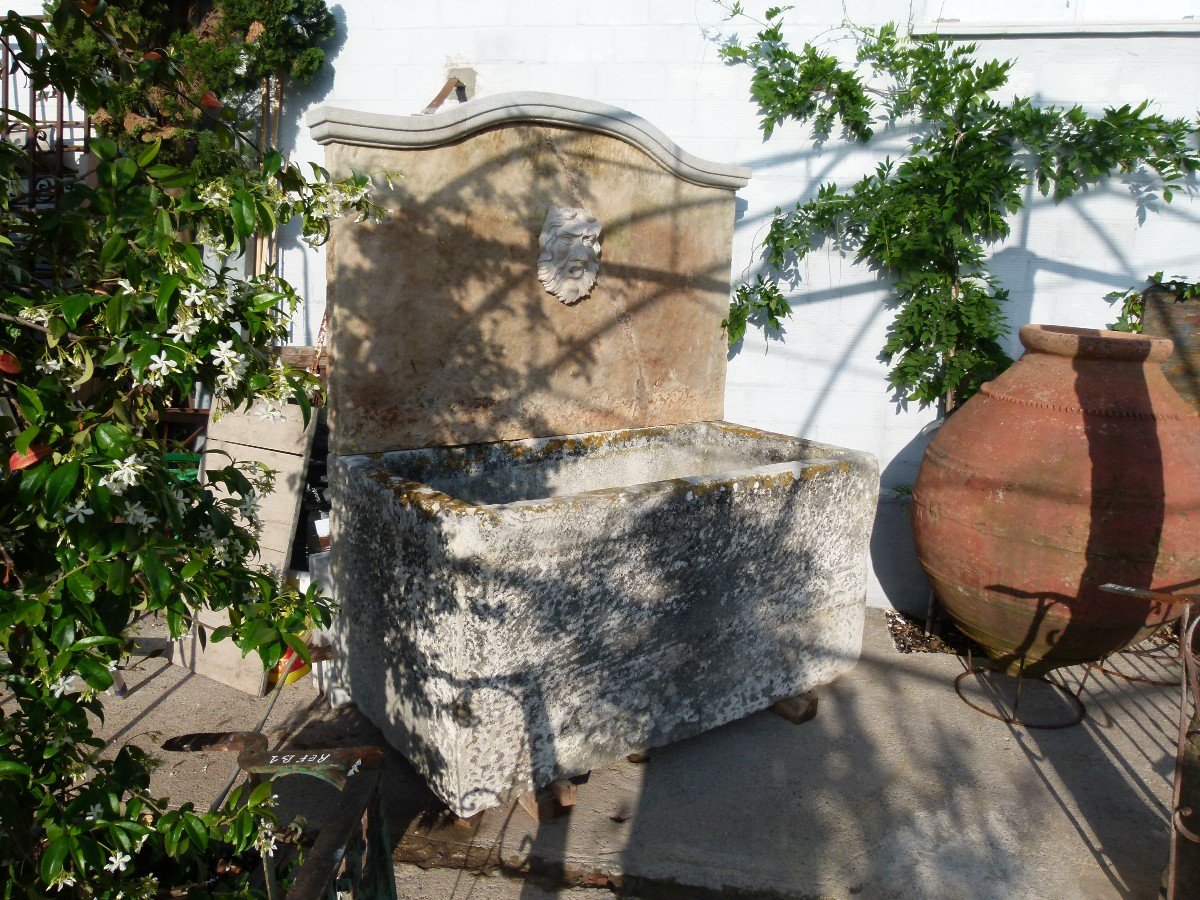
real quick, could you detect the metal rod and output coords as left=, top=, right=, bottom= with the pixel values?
left=1012, top=654, right=1026, bottom=719
left=3, top=40, right=10, bottom=138
left=423, top=76, right=464, bottom=113
left=1100, top=583, right=1200, bottom=605
left=1169, top=606, right=1191, bottom=899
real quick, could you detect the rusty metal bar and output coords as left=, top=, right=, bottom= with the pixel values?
left=235, top=746, right=394, bottom=899
left=422, top=76, right=464, bottom=114
left=55, top=89, right=63, bottom=204
left=1101, top=584, right=1200, bottom=898
left=0, top=21, right=88, bottom=214
left=26, top=55, right=35, bottom=209
left=1099, top=583, right=1200, bottom=605
left=2, top=39, right=9, bottom=138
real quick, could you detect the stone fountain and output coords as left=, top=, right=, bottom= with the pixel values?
left=310, top=93, right=878, bottom=815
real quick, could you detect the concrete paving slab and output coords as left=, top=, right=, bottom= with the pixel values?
left=100, top=611, right=1178, bottom=899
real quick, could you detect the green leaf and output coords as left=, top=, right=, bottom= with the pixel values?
left=94, top=423, right=131, bottom=458
left=14, top=423, right=39, bottom=454
left=247, top=779, right=274, bottom=808
left=105, top=556, right=128, bottom=593
left=66, top=571, right=96, bottom=604
left=72, top=635, right=120, bottom=650
left=140, top=551, right=170, bottom=601
left=231, top=190, right=255, bottom=239
left=181, top=557, right=205, bottom=580
left=70, top=351, right=95, bottom=389
left=137, top=138, right=162, bottom=168
left=112, top=157, right=138, bottom=191
left=155, top=274, right=180, bottom=322
left=61, top=293, right=92, bottom=329
left=0, top=760, right=31, bottom=779
left=282, top=630, right=312, bottom=665
left=76, top=655, right=114, bottom=691
left=44, top=461, right=80, bottom=513
left=100, top=232, right=126, bottom=269
left=91, top=137, right=118, bottom=161
left=39, top=835, right=69, bottom=882
left=181, top=812, right=209, bottom=851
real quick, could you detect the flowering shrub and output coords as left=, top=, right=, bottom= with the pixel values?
left=51, top=0, right=337, bottom=169
left=0, top=3, right=379, bottom=895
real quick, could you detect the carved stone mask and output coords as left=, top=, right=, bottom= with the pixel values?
left=537, top=206, right=601, bottom=305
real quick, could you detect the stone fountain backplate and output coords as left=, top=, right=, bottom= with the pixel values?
left=311, top=93, right=878, bottom=814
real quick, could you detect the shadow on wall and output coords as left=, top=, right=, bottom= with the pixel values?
left=322, top=125, right=737, bottom=452
left=870, top=425, right=937, bottom=616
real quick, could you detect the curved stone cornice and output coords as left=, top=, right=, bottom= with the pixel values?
left=307, top=92, right=752, bottom=191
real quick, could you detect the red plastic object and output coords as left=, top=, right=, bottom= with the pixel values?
left=912, top=325, right=1200, bottom=675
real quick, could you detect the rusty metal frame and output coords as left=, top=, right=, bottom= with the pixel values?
left=0, top=18, right=90, bottom=211
left=172, top=734, right=396, bottom=899
left=239, top=746, right=395, bottom=900
left=1100, top=583, right=1200, bottom=900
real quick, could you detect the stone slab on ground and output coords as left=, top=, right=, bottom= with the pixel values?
left=102, top=610, right=1176, bottom=899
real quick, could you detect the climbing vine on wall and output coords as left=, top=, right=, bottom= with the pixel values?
left=719, top=4, right=1200, bottom=409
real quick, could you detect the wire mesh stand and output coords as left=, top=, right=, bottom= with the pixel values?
left=1088, top=632, right=1181, bottom=688
left=954, top=646, right=1089, bottom=729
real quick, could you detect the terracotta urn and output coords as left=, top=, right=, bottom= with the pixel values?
left=912, top=324, right=1200, bottom=675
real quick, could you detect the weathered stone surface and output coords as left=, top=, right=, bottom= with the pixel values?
left=1144, top=288, right=1200, bottom=412
left=319, top=105, right=743, bottom=454
left=327, top=422, right=878, bottom=815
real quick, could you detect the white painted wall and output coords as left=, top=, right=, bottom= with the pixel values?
left=270, top=0, right=1200, bottom=611
left=23, top=0, right=1200, bottom=609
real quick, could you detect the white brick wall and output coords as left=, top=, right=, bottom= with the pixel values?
left=265, top=1, right=1200, bottom=610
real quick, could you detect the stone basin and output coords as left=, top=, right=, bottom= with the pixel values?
left=327, top=421, right=878, bottom=815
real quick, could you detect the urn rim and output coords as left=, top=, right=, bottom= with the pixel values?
left=1019, top=323, right=1173, bottom=362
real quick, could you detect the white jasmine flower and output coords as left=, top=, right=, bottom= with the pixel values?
left=50, top=871, right=77, bottom=892
left=50, top=675, right=75, bottom=697
left=197, top=525, right=216, bottom=543
left=168, top=315, right=200, bottom=343
left=110, top=455, right=146, bottom=489
left=97, top=473, right=125, bottom=496
left=253, top=821, right=278, bottom=857
left=172, top=489, right=189, bottom=515
left=258, top=401, right=286, bottom=423
left=346, top=758, right=362, bottom=777
left=36, top=355, right=64, bottom=374
left=147, top=351, right=179, bottom=380
left=64, top=500, right=93, bottom=524
left=17, top=307, right=49, bottom=324
left=84, top=803, right=102, bottom=821
left=115, top=278, right=136, bottom=296
left=198, top=180, right=231, bottom=207
left=181, top=283, right=206, bottom=308
left=123, top=501, right=158, bottom=531
left=216, top=368, right=244, bottom=392
left=210, top=339, right=240, bottom=369
left=104, top=851, right=131, bottom=873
